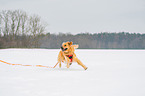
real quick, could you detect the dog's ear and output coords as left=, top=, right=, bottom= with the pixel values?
left=68, top=41, right=73, bottom=45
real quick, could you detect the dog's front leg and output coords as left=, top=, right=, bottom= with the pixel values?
left=59, top=62, right=61, bottom=68
left=66, top=58, right=70, bottom=68
left=66, top=63, right=70, bottom=68
left=66, top=60, right=70, bottom=68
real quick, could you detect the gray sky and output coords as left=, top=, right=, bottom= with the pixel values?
left=0, top=0, right=145, bottom=34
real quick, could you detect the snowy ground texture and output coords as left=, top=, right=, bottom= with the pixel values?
left=0, top=49, right=145, bottom=96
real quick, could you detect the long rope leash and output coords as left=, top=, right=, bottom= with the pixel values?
left=0, top=59, right=54, bottom=68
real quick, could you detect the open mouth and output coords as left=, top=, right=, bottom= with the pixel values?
left=61, top=47, right=68, bottom=51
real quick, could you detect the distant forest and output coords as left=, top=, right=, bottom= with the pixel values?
left=40, top=32, right=145, bottom=49
left=1, top=31, right=145, bottom=49
left=0, top=10, right=145, bottom=49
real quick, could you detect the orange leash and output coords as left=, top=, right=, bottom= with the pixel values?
left=0, top=60, right=54, bottom=68
left=53, top=62, right=59, bottom=68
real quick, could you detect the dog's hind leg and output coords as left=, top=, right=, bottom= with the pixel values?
left=75, top=58, right=87, bottom=70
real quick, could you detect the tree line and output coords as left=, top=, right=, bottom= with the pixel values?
left=0, top=10, right=145, bottom=49
left=40, top=32, right=145, bottom=49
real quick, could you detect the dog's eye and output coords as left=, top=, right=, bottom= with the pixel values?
left=64, top=45, right=66, bottom=46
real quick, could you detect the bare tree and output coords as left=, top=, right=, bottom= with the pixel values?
left=0, top=13, right=2, bottom=37
left=0, top=10, right=46, bottom=48
left=1, top=10, right=11, bottom=37
left=28, top=15, right=46, bottom=47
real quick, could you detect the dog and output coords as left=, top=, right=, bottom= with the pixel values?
left=53, top=41, right=87, bottom=70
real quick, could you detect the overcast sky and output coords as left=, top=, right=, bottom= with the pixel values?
left=0, top=0, right=145, bottom=34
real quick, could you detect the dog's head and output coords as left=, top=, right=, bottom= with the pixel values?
left=61, top=41, right=73, bottom=52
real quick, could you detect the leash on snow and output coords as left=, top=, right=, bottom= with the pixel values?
left=0, top=59, right=58, bottom=68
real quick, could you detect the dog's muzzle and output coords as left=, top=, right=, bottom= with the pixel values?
left=61, top=47, right=68, bottom=51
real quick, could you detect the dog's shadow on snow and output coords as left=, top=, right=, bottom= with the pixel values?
left=46, top=68, right=85, bottom=71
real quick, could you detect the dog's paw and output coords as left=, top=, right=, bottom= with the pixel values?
left=85, top=67, right=88, bottom=70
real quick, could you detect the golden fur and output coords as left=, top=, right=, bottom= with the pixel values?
left=54, top=41, right=87, bottom=70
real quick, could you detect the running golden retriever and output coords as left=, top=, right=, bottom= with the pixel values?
left=53, top=41, right=87, bottom=70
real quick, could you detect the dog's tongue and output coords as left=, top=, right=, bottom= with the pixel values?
left=63, top=48, right=67, bottom=51
left=61, top=47, right=68, bottom=51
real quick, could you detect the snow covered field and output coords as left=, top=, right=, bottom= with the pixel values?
left=0, top=49, right=145, bottom=96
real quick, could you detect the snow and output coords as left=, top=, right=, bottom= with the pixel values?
left=0, top=49, right=145, bottom=96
